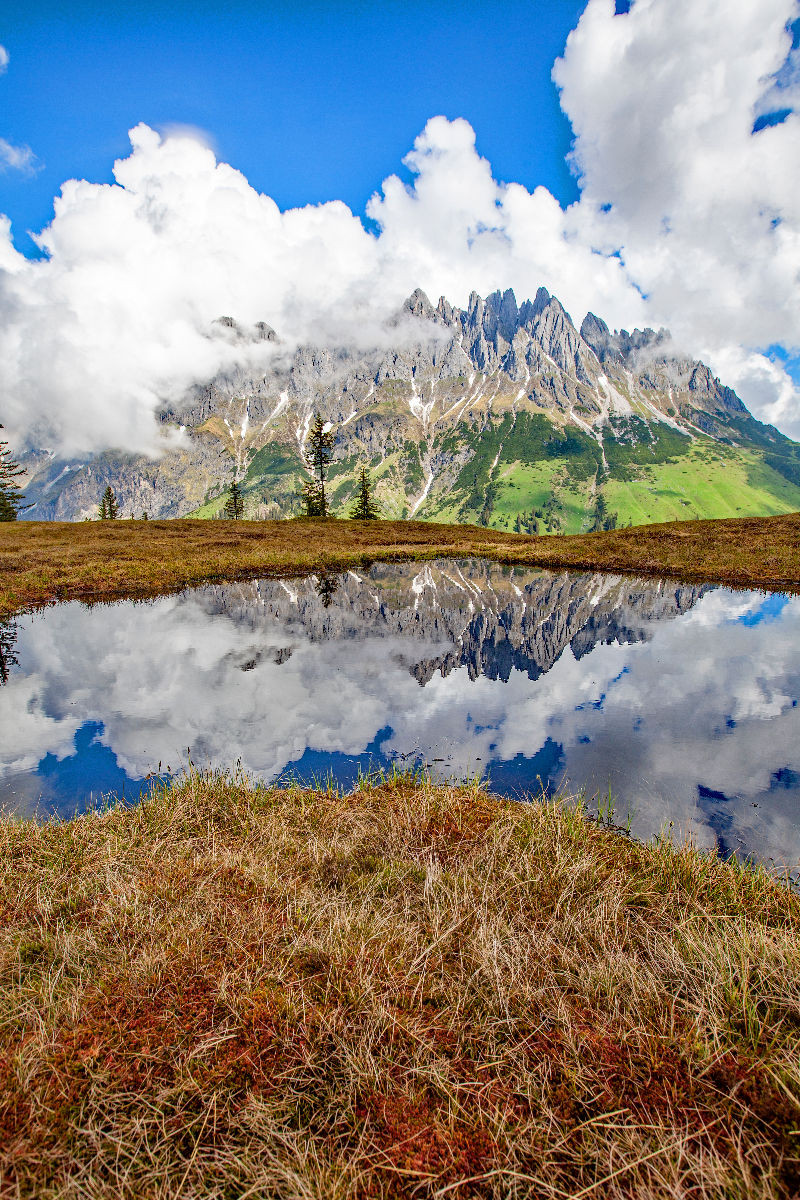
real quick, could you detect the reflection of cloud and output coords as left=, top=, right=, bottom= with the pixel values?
left=538, top=600, right=800, bottom=866
left=0, top=596, right=452, bottom=782
left=0, top=665, right=79, bottom=777
left=0, top=574, right=798, bottom=870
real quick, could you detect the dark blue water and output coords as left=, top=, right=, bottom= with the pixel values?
left=1, top=560, right=798, bottom=876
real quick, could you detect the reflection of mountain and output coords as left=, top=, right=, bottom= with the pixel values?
left=197, top=560, right=705, bottom=686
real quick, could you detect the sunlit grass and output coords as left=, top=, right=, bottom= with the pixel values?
left=1, top=772, right=798, bottom=1197
left=2, top=510, right=799, bottom=616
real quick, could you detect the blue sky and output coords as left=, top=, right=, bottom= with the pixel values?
left=2, top=0, right=585, bottom=252
left=1, top=0, right=799, bottom=451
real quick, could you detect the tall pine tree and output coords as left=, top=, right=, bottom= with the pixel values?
left=349, top=466, right=380, bottom=520
left=303, top=413, right=334, bottom=517
left=224, top=479, right=245, bottom=519
left=98, top=485, right=119, bottom=520
left=0, top=425, right=28, bottom=521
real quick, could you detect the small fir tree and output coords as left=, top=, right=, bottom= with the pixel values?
left=0, top=425, right=28, bottom=521
left=224, top=479, right=245, bottom=519
left=591, top=491, right=618, bottom=532
left=305, top=412, right=334, bottom=517
left=349, top=466, right=380, bottom=520
left=300, top=479, right=326, bottom=518
left=98, top=485, right=119, bottom=520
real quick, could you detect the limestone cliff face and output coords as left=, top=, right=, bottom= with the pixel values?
left=194, top=561, right=705, bottom=687
left=20, top=287, right=800, bottom=526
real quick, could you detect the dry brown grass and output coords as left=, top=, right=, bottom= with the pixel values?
left=1, top=511, right=800, bottom=617
left=1, top=773, right=798, bottom=1198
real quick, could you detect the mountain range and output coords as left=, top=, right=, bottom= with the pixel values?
left=20, top=286, right=800, bottom=530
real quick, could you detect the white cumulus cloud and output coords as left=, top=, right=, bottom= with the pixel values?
left=553, top=0, right=800, bottom=431
left=0, top=44, right=8, bottom=74
left=0, top=0, right=798, bottom=454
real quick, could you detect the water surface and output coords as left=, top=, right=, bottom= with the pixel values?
left=1, top=561, right=798, bottom=874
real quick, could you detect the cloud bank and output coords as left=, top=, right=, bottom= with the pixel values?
left=0, top=0, right=799, bottom=454
left=554, top=0, right=800, bottom=432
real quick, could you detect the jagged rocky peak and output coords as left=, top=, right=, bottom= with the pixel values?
left=402, top=288, right=442, bottom=323
left=254, top=321, right=278, bottom=342
left=517, top=285, right=564, bottom=330
left=688, top=364, right=747, bottom=415
left=579, top=312, right=747, bottom=417
left=211, top=315, right=278, bottom=343
left=579, top=313, right=669, bottom=365
left=397, top=283, right=590, bottom=379
left=479, top=288, right=520, bottom=347
left=579, top=312, right=613, bottom=356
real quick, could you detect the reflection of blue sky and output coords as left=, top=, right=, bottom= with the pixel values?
left=36, top=721, right=158, bottom=817
left=275, top=725, right=394, bottom=791
left=734, top=593, right=789, bottom=626
left=0, top=570, right=798, bottom=872
left=481, top=738, right=564, bottom=800
left=1, top=719, right=162, bottom=820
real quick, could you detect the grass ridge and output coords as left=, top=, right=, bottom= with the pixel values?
left=2, top=511, right=800, bottom=617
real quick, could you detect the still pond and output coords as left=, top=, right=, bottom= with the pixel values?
left=1, top=560, right=798, bottom=876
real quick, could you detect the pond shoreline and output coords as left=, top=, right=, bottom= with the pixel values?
left=2, top=511, right=800, bottom=616
left=1, top=773, right=798, bottom=1197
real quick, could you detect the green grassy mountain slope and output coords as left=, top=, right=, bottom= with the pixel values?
left=188, top=402, right=800, bottom=535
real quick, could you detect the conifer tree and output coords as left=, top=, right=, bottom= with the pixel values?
left=300, top=479, right=325, bottom=518
left=98, top=485, right=119, bottom=520
left=591, top=491, right=618, bottom=532
left=0, top=425, right=28, bottom=521
left=224, top=479, right=245, bottom=519
left=349, top=466, right=380, bottom=520
left=304, top=412, right=334, bottom=517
